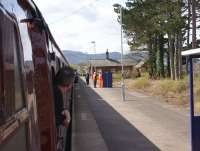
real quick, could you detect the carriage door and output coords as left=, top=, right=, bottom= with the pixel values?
left=0, top=9, right=29, bottom=151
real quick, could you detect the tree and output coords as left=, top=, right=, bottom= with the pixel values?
left=114, top=0, right=187, bottom=80
left=118, top=0, right=166, bottom=78
left=192, top=0, right=197, bottom=48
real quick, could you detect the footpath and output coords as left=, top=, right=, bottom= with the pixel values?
left=72, top=78, right=190, bottom=151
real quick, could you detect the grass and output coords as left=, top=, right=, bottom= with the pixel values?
left=112, top=71, right=200, bottom=112
left=193, top=75, right=200, bottom=113
left=159, top=79, right=188, bottom=94
left=132, top=76, right=150, bottom=89
left=195, top=102, right=200, bottom=114
left=113, top=73, right=193, bottom=107
left=113, top=74, right=191, bottom=108
left=113, top=72, right=121, bottom=82
left=120, top=73, right=200, bottom=112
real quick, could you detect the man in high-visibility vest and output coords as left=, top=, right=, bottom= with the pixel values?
left=98, top=72, right=103, bottom=88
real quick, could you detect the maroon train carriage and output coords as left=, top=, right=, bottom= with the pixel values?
left=0, top=0, right=73, bottom=151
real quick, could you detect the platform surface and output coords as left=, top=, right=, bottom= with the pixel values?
left=72, top=78, right=190, bottom=151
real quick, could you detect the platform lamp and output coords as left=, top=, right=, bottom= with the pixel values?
left=113, top=4, right=125, bottom=101
left=120, top=6, right=125, bottom=101
left=91, top=41, right=96, bottom=72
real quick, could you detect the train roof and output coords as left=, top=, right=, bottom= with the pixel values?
left=182, top=48, right=200, bottom=57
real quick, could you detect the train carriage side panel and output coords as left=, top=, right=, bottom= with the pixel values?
left=0, top=1, right=41, bottom=151
left=0, top=1, right=72, bottom=151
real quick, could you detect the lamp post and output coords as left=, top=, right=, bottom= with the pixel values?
left=91, top=41, right=96, bottom=72
left=120, top=6, right=125, bottom=101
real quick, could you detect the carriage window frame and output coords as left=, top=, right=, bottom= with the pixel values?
left=0, top=10, right=26, bottom=122
left=0, top=8, right=29, bottom=148
left=13, top=26, right=26, bottom=112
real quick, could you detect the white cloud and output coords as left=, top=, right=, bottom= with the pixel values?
left=34, top=0, right=129, bottom=54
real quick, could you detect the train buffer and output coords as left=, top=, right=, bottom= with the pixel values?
left=71, top=79, right=190, bottom=151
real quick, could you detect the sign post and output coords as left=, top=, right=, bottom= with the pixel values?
left=182, top=48, right=200, bottom=151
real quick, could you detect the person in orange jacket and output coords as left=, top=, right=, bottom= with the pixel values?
left=98, top=72, right=103, bottom=88
left=93, top=72, right=97, bottom=88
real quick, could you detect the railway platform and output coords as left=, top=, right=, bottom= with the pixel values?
left=71, top=78, right=190, bottom=151
left=71, top=81, right=109, bottom=151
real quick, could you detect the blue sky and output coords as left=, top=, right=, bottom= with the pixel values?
left=34, top=0, right=130, bottom=54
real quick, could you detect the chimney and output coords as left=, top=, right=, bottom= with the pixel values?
left=106, top=49, right=109, bottom=59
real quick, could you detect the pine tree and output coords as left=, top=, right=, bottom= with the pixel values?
left=114, top=0, right=187, bottom=79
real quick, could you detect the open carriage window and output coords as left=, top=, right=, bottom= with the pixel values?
left=0, top=10, right=25, bottom=121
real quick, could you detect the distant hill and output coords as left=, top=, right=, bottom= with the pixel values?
left=63, top=50, right=121, bottom=64
left=62, top=50, right=149, bottom=65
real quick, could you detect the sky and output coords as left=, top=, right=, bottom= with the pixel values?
left=33, top=0, right=130, bottom=54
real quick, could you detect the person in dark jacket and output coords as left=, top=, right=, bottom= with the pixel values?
left=54, top=66, right=75, bottom=127
left=85, top=72, right=89, bottom=85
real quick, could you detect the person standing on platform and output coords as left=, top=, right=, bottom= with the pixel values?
left=93, top=72, right=97, bottom=88
left=85, top=72, right=90, bottom=85
left=98, top=71, right=103, bottom=88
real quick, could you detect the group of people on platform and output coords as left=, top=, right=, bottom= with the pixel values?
left=85, top=71, right=103, bottom=88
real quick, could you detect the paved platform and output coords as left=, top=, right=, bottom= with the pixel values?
left=71, top=82, right=108, bottom=151
left=71, top=78, right=190, bottom=151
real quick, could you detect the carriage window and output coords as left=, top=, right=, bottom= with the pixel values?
left=1, top=13, right=25, bottom=119
left=14, top=32, right=25, bottom=111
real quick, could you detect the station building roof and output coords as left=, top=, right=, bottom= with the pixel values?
left=88, top=59, right=120, bottom=67
left=88, top=58, right=136, bottom=67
